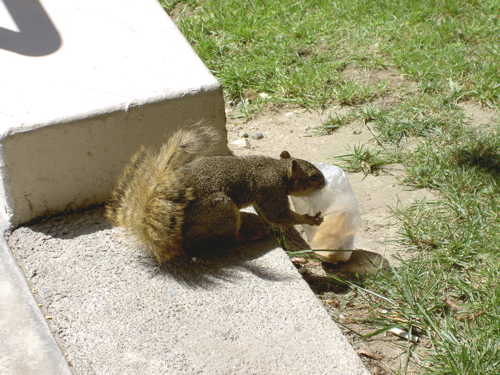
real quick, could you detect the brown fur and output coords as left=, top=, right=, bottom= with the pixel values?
left=106, top=126, right=221, bottom=264
left=106, top=125, right=325, bottom=265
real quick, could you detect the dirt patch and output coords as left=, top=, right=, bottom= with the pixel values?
left=459, top=100, right=499, bottom=128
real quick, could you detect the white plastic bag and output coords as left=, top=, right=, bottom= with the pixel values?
left=290, top=163, right=360, bottom=264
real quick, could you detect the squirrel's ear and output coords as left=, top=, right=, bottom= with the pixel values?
left=280, top=151, right=291, bottom=159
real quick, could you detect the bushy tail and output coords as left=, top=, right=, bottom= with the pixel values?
left=106, top=125, right=223, bottom=264
left=156, top=124, right=224, bottom=170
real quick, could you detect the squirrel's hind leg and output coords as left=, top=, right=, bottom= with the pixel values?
left=183, top=198, right=270, bottom=245
left=183, top=197, right=241, bottom=245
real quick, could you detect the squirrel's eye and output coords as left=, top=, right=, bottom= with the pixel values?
left=309, top=175, right=319, bottom=182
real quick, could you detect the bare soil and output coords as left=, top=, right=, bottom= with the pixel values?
left=225, top=100, right=497, bottom=374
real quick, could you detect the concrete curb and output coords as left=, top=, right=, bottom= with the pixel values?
left=0, top=222, right=71, bottom=374
left=6, top=207, right=370, bottom=374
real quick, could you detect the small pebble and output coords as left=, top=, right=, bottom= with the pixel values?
left=230, top=138, right=251, bottom=149
left=251, top=132, right=264, bottom=140
left=297, top=266, right=307, bottom=274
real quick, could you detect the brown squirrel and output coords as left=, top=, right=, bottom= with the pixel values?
left=106, top=125, right=325, bottom=265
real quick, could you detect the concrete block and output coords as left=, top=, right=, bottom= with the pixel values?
left=0, top=0, right=228, bottom=225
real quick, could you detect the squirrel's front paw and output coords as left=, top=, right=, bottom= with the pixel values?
left=305, top=211, right=323, bottom=226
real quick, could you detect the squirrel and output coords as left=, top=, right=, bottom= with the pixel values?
left=106, top=125, right=326, bottom=265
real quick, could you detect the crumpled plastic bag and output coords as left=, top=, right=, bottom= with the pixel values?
left=290, top=163, right=361, bottom=264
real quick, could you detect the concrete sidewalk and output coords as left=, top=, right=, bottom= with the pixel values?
left=4, top=207, right=369, bottom=374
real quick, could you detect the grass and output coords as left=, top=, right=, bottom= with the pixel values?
left=162, top=0, right=499, bottom=112
left=161, top=0, right=500, bottom=373
left=313, top=112, right=355, bottom=135
left=336, top=143, right=402, bottom=175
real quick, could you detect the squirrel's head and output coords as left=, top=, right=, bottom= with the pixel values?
left=280, top=151, right=326, bottom=196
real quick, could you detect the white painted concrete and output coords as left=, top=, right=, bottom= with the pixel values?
left=0, top=0, right=228, bottom=225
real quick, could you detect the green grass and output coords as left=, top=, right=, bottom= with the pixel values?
left=313, top=112, right=355, bottom=135
left=161, top=0, right=500, bottom=373
left=336, top=143, right=403, bottom=175
left=162, top=0, right=499, bottom=112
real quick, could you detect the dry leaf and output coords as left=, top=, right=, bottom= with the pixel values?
left=357, top=348, right=381, bottom=360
